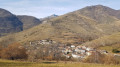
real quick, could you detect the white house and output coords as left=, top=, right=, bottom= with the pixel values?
left=42, top=40, right=47, bottom=42
left=65, top=55, right=70, bottom=58
left=86, top=52, right=92, bottom=56
left=86, top=47, right=93, bottom=51
left=71, top=45, right=75, bottom=48
left=72, top=54, right=80, bottom=58
left=82, top=46, right=87, bottom=49
left=80, top=50, right=86, bottom=53
left=77, top=46, right=82, bottom=48
left=53, top=41, right=56, bottom=43
left=75, top=48, right=80, bottom=52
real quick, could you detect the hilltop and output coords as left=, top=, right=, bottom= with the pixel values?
left=40, top=14, right=58, bottom=21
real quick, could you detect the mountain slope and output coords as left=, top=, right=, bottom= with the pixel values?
left=0, top=8, right=23, bottom=37
left=1, top=5, right=120, bottom=46
left=74, top=5, right=120, bottom=35
left=17, top=15, right=41, bottom=30
left=81, top=32, right=120, bottom=52
left=0, top=13, right=100, bottom=46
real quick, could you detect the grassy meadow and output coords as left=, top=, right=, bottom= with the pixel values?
left=0, top=59, right=120, bottom=67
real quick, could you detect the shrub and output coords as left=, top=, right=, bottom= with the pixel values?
left=83, top=51, right=105, bottom=64
left=83, top=51, right=120, bottom=64
left=103, top=55, right=120, bottom=64
left=0, top=46, right=3, bottom=58
left=112, top=49, right=119, bottom=53
left=0, top=43, right=28, bottom=60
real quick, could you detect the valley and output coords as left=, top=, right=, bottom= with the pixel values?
left=0, top=5, right=120, bottom=66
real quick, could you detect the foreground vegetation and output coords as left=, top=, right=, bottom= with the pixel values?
left=0, top=59, right=120, bottom=67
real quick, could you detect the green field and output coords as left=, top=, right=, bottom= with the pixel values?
left=0, top=59, right=120, bottom=67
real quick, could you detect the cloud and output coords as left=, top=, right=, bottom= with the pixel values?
left=0, top=0, right=120, bottom=18
left=4, top=6, right=71, bottom=18
left=0, top=0, right=74, bottom=18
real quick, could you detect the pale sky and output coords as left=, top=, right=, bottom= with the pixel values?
left=0, top=0, right=120, bottom=18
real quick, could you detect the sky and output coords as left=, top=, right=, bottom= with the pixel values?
left=0, top=0, right=120, bottom=18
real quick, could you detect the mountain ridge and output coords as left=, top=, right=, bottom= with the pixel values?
left=0, top=8, right=23, bottom=36
left=17, top=15, right=41, bottom=30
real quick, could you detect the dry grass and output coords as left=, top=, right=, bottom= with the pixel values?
left=82, top=32, right=120, bottom=48
left=0, top=59, right=120, bottom=67
left=99, top=44, right=120, bottom=53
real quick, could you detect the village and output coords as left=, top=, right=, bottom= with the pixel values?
left=27, top=39, right=113, bottom=60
